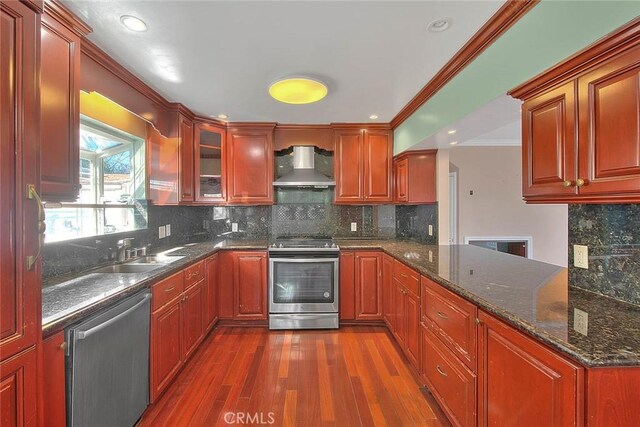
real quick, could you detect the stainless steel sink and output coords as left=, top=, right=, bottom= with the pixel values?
left=127, top=255, right=185, bottom=265
left=93, top=264, right=163, bottom=274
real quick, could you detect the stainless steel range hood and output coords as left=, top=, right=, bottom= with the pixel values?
left=273, top=146, right=335, bottom=188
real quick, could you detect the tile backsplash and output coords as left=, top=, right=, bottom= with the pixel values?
left=43, top=199, right=437, bottom=282
left=568, top=204, right=640, bottom=305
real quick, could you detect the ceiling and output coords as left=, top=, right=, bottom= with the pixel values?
left=62, top=0, right=504, bottom=124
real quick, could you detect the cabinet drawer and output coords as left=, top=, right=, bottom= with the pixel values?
left=184, top=261, right=204, bottom=289
left=152, top=271, right=184, bottom=311
left=393, top=259, right=419, bottom=295
left=423, top=325, right=476, bottom=427
left=422, top=276, right=477, bottom=370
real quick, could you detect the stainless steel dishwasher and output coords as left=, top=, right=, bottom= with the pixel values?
left=65, top=290, right=151, bottom=427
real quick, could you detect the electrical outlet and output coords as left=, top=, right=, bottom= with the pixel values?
left=232, top=223, right=238, bottom=232
left=428, top=250, right=433, bottom=263
left=573, top=244, right=589, bottom=269
left=351, top=222, right=357, bottom=232
left=428, top=224, right=433, bottom=236
left=165, top=224, right=171, bottom=236
left=158, top=225, right=165, bottom=239
left=574, top=308, right=588, bottom=336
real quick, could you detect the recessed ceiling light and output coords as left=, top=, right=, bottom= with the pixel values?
left=217, top=114, right=228, bottom=120
left=428, top=17, right=452, bottom=33
left=269, top=78, right=328, bottom=105
left=447, top=130, right=457, bottom=135
left=120, top=15, right=147, bottom=32
left=369, top=114, right=379, bottom=120
left=449, top=141, right=458, bottom=145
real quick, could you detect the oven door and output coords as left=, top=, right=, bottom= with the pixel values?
left=269, top=256, right=339, bottom=314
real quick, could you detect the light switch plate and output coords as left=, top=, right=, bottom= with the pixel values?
left=351, top=222, right=357, bottom=232
left=158, top=226, right=165, bottom=239
left=428, top=224, right=433, bottom=236
left=232, top=223, right=238, bottom=232
left=165, top=224, right=171, bottom=236
left=574, top=308, right=588, bottom=336
left=428, top=250, right=433, bottom=263
left=573, top=244, right=589, bottom=269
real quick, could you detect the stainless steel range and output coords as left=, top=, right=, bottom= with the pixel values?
left=268, top=237, right=339, bottom=330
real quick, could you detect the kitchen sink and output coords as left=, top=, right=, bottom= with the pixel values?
left=127, top=255, right=185, bottom=265
left=93, top=264, right=163, bottom=274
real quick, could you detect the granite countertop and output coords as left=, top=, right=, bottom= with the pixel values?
left=337, top=239, right=640, bottom=367
left=43, top=237, right=640, bottom=367
left=41, top=239, right=270, bottom=337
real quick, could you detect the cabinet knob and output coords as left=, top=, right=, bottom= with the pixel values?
left=576, top=178, right=586, bottom=187
left=563, top=180, right=574, bottom=187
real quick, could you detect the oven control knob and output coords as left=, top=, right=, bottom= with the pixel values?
left=323, top=292, right=330, bottom=298
left=271, top=243, right=276, bottom=248
left=278, top=243, right=284, bottom=248
left=324, top=243, right=329, bottom=248
left=331, top=243, right=337, bottom=248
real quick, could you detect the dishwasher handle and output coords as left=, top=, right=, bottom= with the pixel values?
left=77, top=293, right=151, bottom=340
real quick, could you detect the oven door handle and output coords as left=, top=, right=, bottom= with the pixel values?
left=270, top=257, right=339, bottom=263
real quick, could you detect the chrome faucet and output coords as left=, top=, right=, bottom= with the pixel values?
left=116, top=238, right=134, bottom=262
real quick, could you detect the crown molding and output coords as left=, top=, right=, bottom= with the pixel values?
left=390, top=0, right=539, bottom=129
left=44, top=0, right=92, bottom=36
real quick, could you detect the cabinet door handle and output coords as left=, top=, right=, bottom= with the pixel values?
left=436, top=365, right=448, bottom=377
left=436, top=311, right=448, bottom=320
left=165, top=286, right=175, bottom=293
left=26, top=184, right=45, bottom=271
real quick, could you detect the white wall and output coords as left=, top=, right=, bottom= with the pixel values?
left=446, top=146, right=568, bottom=267
left=436, top=149, right=450, bottom=245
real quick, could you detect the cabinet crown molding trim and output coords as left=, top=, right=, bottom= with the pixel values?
left=391, top=0, right=539, bottom=129
left=509, top=16, right=640, bottom=100
left=330, top=123, right=392, bottom=130
left=394, top=149, right=438, bottom=160
left=44, top=0, right=91, bottom=36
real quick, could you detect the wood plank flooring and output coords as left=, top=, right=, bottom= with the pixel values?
left=138, top=326, right=448, bottom=427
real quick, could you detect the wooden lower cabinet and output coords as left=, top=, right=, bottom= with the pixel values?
left=42, top=332, right=67, bottom=427
left=219, top=251, right=268, bottom=321
left=404, top=290, right=420, bottom=367
left=203, top=254, right=219, bottom=331
left=182, top=280, right=205, bottom=360
left=339, top=251, right=356, bottom=321
left=0, top=346, right=37, bottom=427
left=422, top=324, right=476, bottom=427
left=586, top=367, right=640, bottom=426
left=477, top=310, right=583, bottom=427
left=151, top=297, right=182, bottom=402
left=382, top=254, right=394, bottom=329
left=354, top=251, right=383, bottom=320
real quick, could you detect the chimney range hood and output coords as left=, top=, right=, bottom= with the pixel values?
left=273, top=146, right=335, bottom=188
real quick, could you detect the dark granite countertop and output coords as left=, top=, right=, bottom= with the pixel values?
left=337, top=239, right=640, bottom=367
left=43, top=237, right=640, bottom=367
left=41, top=239, right=269, bottom=337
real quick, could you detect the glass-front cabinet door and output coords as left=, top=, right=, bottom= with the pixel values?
left=194, top=122, right=225, bottom=202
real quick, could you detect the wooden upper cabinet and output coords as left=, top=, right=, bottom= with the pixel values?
left=148, top=123, right=180, bottom=205
left=510, top=21, right=640, bottom=203
left=477, top=310, right=583, bottom=427
left=226, top=126, right=274, bottom=205
left=334, top=127, right=393, bottom=204
left=363, top=130, right=393, bottom=202
left=354, top=251, right=382, bottom=320
left=194, top=122, right=225, bottom=203
left=178, top=114, right=194, bottom=203
left=577, top=45, right=640, bottom=196
left=393, top=150, right=437, bottom=204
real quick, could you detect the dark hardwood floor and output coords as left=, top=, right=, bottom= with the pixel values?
left=139, top=326, right=448, bottom=426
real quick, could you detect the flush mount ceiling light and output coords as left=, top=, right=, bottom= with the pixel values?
left=369, top=114, right=379, bottom=120
left=449, top=141, right=458, bottom=145
left=447, top=129, right=457, bottom=135
left=428, top=17, right=452, bottom=33
left=217, top=114, right=228, bottom=120
left=120, top=15, right=147, bottom=32
left=269, top=78, right=328, bottom=105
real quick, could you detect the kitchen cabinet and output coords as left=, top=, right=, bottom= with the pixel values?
left=148, top=124, right=180, bottom=205
left=382, top=254, right=394, bottom=330
left=1, top=0, right=41, bottom=379
left=194, top=122, right=226, bottom=203
left=393, top=150, right=437, bottom=204
left=150, top=261, right=206, bottom=402
left=510, top=25, right=640, bottom=203
left=586, top=367, right=640, bottom=426
left=40, top=5, right=85, bottom=201
left=339, top=251, right=356, bottom=321
left=422, top=325, right=476, bottom=427
left=226, top=125, right=274, bottom=205
left=354, top=252, right=383, bottom=320
left=334, top=127, right=393, bottom=204
left=42, top=332, right=66, bottom=426
left=477, top=310, right=583, bottom=426
left=392, top=259, right=420, bottom=368
left=203, top=253, right=219, bottom=332
left=178, top=114, right=195, bottom=203
left=218, top=251, right=268, bottom=321
left=0, top=347, right=38, bottom=427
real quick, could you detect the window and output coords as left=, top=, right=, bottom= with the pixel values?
left=44, top=117, right=147, bottom=242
